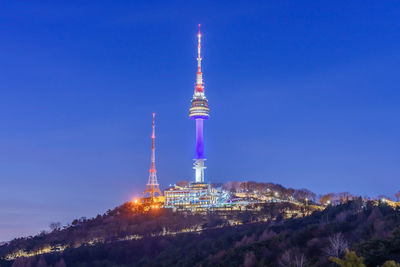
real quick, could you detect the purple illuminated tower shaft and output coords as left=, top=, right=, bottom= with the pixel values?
left=196, top=119, right=204, bottom=159
left=189, top=25, right=210, bottom=183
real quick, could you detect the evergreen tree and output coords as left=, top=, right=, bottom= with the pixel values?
left=330, top=249, right=366, bottom=267
left=382, top=261, right=400, bottom=267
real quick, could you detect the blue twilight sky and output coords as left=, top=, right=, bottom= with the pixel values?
left=0, top=0, right=399, bottom=241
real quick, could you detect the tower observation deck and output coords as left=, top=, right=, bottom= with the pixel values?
left=189, top=25, right=210, bottom=183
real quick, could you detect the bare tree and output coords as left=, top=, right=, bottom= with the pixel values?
left=324, top=233, right=348, bottom=258
left=36, top=255, right=48, bottom=267
left=11, top=257, right=36, bottom=267
left=49, top=222, right=62, bottom=232
left=378, top=195, right=391, bottom=201
left=55, top=258, right=67, bottom=267
left=258, top=229, right=277, bottom=241
left=176, top=180, right=190, bottom=187
left=319, top=193, right=336, bottom=205
left=368, top=206, right=383, bottom=222
left=293, top=189, right=316, bottom=203
left=337, top=192, right=354, bottom=203
left=235, top=234, right=256, bottom=247
left=279, top=250, right=292, bottom=267
left=395, top=191, right=400, bottom=202
left=279, top=249, right=307, bottom=267
left=295, top=254, right=307, bottom=267
left=223, top=181, right=241, bottom=192
left=243, top=251, right=257, bottom=267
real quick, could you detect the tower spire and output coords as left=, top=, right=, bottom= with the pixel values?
left=196, top=24, right=204, bottom=93
left=143, top=113, right=162, bottom=199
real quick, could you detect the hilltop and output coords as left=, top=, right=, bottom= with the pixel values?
left=1, top=182, right=400, bottom=266
left=0, top=181, right=320, bottom=261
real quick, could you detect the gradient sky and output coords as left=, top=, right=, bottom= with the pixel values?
left=1, top=0, right=399, bottom=241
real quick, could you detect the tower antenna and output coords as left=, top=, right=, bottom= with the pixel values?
left=195, top=24, right=204, bottom=93
left=142, top=113, right=162, bottom=199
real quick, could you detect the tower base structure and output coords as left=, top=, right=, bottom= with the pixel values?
left=142, top=184, right=162, bottom=199
left=193, top=158, right=206, bottom=183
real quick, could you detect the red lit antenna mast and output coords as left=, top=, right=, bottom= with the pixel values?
left=143, top=113, right=162, bottom=199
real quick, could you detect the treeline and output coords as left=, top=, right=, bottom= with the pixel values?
left=223, top=181, right=317, bottom=202
left=1, top=200, right=400, bottom=266
left=224, top=181, right=400, bottom=205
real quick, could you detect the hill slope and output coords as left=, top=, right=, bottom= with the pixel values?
left=1, top=200, right=400, bottom=266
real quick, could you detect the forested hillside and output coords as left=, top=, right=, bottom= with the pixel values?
left=1, top=200, right=400, bottom=266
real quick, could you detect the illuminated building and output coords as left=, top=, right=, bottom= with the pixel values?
left=142, top=113, right=162, bottom=199
left=164, top=183, right=230, bottom=210
left=189, top=24, right=210, bottom=183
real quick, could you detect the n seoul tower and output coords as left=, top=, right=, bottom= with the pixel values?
left=189, top=25, right=210, bottom=183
